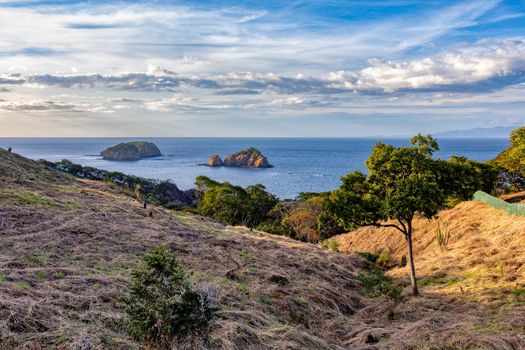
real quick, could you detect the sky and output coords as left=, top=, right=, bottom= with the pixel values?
left=0, top=0, right=524, bottom=137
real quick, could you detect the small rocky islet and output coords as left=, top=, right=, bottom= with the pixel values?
left=206, top=148, right=271, bottom=168
left=101, top=141, right=162, bottom=161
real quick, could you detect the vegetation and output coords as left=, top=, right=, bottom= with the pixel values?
left=48, top=159, right=195, bottom=208
left=195, top=176, right=278, bottom=227
left=435, top=220, right=451, bottom=249
left=121, top=246, right=217, bottom=350
left=324, top=135, right=449, bottom=295
left=491, top=126, right=525, bottom=192
left=357, top=267, right=403, bottom=301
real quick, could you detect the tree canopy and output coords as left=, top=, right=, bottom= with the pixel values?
left=324, top=134, right=496, bottom=295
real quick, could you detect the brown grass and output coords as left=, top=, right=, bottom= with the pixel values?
left=2, top=148, right=525, bottom=349
left=334, top=201, right=525, bottom=302
left=0, top=149, right=367, bottom=349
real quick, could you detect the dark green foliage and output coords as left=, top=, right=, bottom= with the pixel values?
left=325, top=134, right=448, bottom=295
left=434, top=156, right=499, bottom=202
left=491, top=126, right=525, bottom=192
left=121, top=247, right=216, bottom=350
left=50, top=160, right=196, bottom=207
left=357, top=252, right=379, bottom=263
left=255, top=222, right=291, bottom=235
left=357, top=267, right=403, bottom=301
left=195, top=176, right=278, bottom=227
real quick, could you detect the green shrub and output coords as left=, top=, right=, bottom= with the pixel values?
left=255, top=222, right=289, bottom=235
left=121, top=246, right=217, bottom=350
left=376, top=250, right=392, bottom=268
left=357, top=268, right=403, bottom=301
left=358, top=252, right=379, bottom=263
left=319, top=239, right=339, bottom=252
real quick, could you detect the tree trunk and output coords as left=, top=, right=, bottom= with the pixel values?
left=406, top=227, right=419, bottom=295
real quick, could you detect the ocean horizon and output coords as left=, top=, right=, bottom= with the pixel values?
left=0, top=137, right=509, bottom=199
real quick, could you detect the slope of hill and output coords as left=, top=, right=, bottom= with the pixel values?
left=0, top=149, right=366, bottom=349
left=1, top=149, right=525, bottom=349
left=334, top=201, right=525, bottom=303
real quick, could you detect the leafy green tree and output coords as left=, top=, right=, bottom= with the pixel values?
left=244, top=184, right=279, bottom=227
left=491, top=126, right=525, bottom=192
left=195, top=176, right=277, bottom=227
left=121, top=246, right=216, bottom=350
left=326, top=135, right=446, bottom=295
left=434, top=156, right=498, bottom=203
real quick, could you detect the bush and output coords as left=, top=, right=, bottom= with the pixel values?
left=121, top=247, right=217, bottom=350
left=319, top=239, right=339, bottom=252
left=357, top=268, right=403, bottom=301
left=195, top=176, right=278, bottom=227
left=376, top=250, right=392, bottom=268
left=255, top=222, right=289, bottom=235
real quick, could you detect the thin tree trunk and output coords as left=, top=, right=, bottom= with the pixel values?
left=406, top=226, right=419, bottom=295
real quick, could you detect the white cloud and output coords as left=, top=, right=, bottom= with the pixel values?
left=328, top=40, right=525, bottom=93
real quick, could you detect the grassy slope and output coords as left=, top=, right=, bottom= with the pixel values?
left=2, top=149, right=525, bottom=349
left=0, top=149, right=366, bottom=349
left=333, top=201, right=525, bottom=348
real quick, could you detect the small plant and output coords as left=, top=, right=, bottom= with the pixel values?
left=376, top=250, right=392, bottom=268
left=0, top=272, right=6, bottom=285
left=319, top=239, right=339, bottom=252
left=121, top=246, right=217, bottom=350
left=35, top=271, right=47, bottom=282
left=16, top=282, right=31, bottom=290
left=357, top=252, right=379, bottom=263
left=435, top=220, right=451, bottom=249
left=357, top=268, right=403, bottom=301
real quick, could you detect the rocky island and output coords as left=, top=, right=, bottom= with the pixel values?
left=101, top=141, right=162, bottom=161
left=207, top=148, right=271, bottom=168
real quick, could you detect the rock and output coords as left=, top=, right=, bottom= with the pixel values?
left=220, top=148, right=271, bottom=168
left=100, top=142, right=161, bottom=161
left=207, top=154, right=223, bottom=167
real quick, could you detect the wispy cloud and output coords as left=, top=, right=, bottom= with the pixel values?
left=0, top=0, right=524, bottom=136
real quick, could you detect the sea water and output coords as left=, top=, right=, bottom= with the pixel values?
left=0, top=137, right=508, bottom=199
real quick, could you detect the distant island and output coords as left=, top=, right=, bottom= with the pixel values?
left=206, top=148, right=271, bottom=168
left=433, top=126, right=517, bottom=138
left=101, top=141, right=162, bottom=161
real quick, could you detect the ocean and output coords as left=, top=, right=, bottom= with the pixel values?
left=0, top=137, right=509, bottom=199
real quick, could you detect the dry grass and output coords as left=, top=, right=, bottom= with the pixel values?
left=2, top=148, right=525, bottom=349
left=334, top=201, right=525, bottom=302
left=333, top=200, right=525, bottom=348
left=0, top=149, right=366, bottom=349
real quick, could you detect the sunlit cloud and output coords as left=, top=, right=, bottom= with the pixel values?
left=0, top=0, right=524, bottom=136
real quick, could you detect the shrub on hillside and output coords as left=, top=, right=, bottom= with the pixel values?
left=491, top=127, right=525, bottom=193
left=195, top=176, right=278, bottom=227
left=121, top=246, right=217, bottom=350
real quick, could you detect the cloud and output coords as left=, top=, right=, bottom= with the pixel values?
left=214, top=88, right=260, bottom=95
left=327, top=40, right=525, bottom=93
left=1, top=39, right=524, bottom=96
left=0, top=100, right=82, bottom=112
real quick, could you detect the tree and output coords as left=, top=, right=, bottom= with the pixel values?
left=244, top=184, right=279, bottom=227
left=121, top=246, right=216, bottom=350
left=326, top=135, right=446, bottom=295
left=194, top=176, right=277, bottom=227
left=491, top=126, right=525, bottom=192
left=282, top=196, right=324, bottom=242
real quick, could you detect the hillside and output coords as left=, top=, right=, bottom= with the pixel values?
left=0, top=149, right=368, bottom=349
left=1, top=149, right=525, bottom=349
left=334, top=200, right=525, bottom=303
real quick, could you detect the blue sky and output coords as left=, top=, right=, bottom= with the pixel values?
left=0, top=0, right=524, bottom=136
